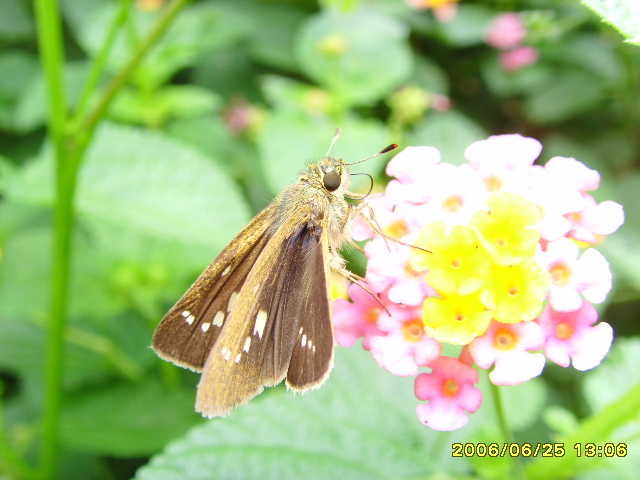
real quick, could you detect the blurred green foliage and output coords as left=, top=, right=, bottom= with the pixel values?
left=1, top=0, right=640, bottom=479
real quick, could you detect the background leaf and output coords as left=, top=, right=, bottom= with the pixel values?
left=134, top=346, right=470, bottom=480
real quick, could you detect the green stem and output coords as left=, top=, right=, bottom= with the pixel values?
left=73, top=0, right=134, bottom=126
left=33, top=1, right=193, bottom=478
left=82, top=0, right=193, bottom=139
left=490, top=380, right=528, bottom=480
left=33, top=0, right=70, bottom=478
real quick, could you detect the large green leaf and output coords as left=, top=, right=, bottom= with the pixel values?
left=135, top=346, right=473, bottom=480
left=581, top=0, right=640, bottom=45
left=4, top=123, right=251, bottom=258
left=295, top=10, right=412, bottom=106
left=60, top=378, right=203, bottom=457
left=524, top=69, right=607, bottom=124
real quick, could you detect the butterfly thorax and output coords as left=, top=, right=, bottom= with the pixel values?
left=272, top=156, right=353, bottom=255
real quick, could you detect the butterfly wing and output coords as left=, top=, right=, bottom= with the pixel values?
left=152, top=205, right=276, bottom=371
left=195, top=203, right=334, bottom=418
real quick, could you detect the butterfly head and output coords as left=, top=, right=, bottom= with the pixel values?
left=307, top=157, right=351, bottom=196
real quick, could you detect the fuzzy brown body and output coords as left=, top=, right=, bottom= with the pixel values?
left=152, top=156, right=361, bottom=418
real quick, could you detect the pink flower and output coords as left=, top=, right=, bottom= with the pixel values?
left=413, top=163, right=488, bottom=228
left=534, top=238, right=612, bottom=312
left=385, top=146, right=441, bottom=204
left=566, top=194, right=624, bottom=243
left=499, top=46, right=539, bottom=71
left=468, top=320, right=545, bottom=385
left=465, top=134, right=542, bottom=191
left=537, top=301, right=613, bottom=371
left=332, top=283, right=385, bottom=351
left=415, top=356, right=483, bottom=431
left=369, top=304, right=442, bottom=376
left=502, top=165, right=584, bottom=241
left=364, top=235, right=435, bottom=306
left=485, top=13, right=527, bottom=50
left=544, top=156, right=601, bottom=193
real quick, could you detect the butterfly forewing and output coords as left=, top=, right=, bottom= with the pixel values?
left=195, top=204, right=334, bottom=417
left=152, top=206, right=276, bottom=371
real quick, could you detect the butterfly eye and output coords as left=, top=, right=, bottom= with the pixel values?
left=323, top=172, right=341, bottom=192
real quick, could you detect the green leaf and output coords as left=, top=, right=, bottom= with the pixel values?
left=408, top=111, right=488, bottom=165
left=583, top=337, right=640, bottom=412
left=295, top=10, right=412, bottom=106
left=0, top=51, right=39, bottom=102
left=77, top=3, right=252, bottom=88
left=13, top=61, right=89, bottom=133
left=109, top=85, right=221, bottom=127
left=5, top=123, right=251, bottom=257
left=0, top=319, right=113, bottom=401
left=543, top=34, right=623, bottom=85
left=595, top=174, right=640, bottom=291
left=60, top=379, right=203, bottom=457
left=525, top=338, right=640, bottom=480
left=482, top=57, right=554, bottom=97
left=0, top=0, right=34, bottom=41
left=245, top=3, right=307, bottom=72
left=523, top=69, right=606, bottom=124
left=135, top=346, right=447, bottom=480
left=581, top=0, right=640, bottom=45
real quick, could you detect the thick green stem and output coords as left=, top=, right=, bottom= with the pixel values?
left=33, top=0, right=70, bottom=478
left=490, top=380, right=528, bottom=480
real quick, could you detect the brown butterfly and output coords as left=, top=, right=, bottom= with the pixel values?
left=152, top=131, right=406, bottom=417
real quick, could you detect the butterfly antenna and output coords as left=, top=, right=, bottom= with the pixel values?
left=326, top=128, right=343, bottom=157
left=346, top=143, right=398, bottom=166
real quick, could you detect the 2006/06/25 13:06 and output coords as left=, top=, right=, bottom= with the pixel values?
left=452, top=442, right=628, bottom=457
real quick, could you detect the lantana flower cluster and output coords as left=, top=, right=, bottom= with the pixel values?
left=334, top=134, right=623, bottom=431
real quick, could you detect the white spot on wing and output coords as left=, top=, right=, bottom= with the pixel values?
left=301, top=334, right=307, bottom=347
left=243, top=337, right=251, bottom=352
left=253, top=283, right=260, bottom=294
left=299, top=327, right=303, bottom=334
left=308, top=340, right=313, bottom=349
left=201, top=322, right=210, bottom=332
left=181, top=310, right=190, bottom=317
left=235, top=353, right=241, bottom=363
left=186, top=315, right=195, bottom=325
left=228, top=292, right=238, bottom=312
left=224, top=349, right=231, bottom=361
left=213, top=311, right=225, bottom=327
left=254, top=310, right=267, bottom=339
left=221, top=347, right=228, bottom=356
left=221, top=265, right=231, bottom=277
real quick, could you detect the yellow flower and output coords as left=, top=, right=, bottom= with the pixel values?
left=470, top=192, right=541, bottom=266
left=423, top=293, right=494, bottom=345
left=411, top=221, right=492, bottom=296
left=480, top=258, right=551, bottom=323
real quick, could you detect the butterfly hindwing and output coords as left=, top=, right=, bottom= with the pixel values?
left=195, top=203, right=334, bottom=417
left=152, top=206, right=276, bottom=371
left=286, top=222, right=334, bottom=391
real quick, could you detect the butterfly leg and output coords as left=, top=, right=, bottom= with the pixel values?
left=354, top=202, right=431, bottom=254
left=330, top=265, right=390, bottom=315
